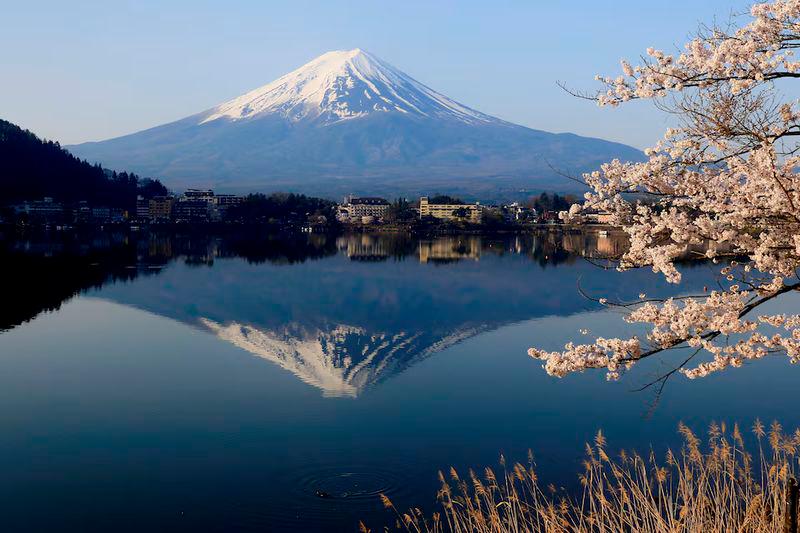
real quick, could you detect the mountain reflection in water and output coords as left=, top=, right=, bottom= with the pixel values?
left=3, top=228, right=761, bottom=532
left=2, top=230, right=707, bottom=398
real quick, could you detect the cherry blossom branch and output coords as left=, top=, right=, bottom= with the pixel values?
left=530, top=0, right=800, bottom=383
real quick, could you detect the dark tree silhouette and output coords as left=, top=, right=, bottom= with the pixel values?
left=0, top=119, right=168, bottom=209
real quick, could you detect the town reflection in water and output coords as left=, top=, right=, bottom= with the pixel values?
left=4, top=229, right=684, bottom=399
left=337, top=230, right=627, bottom=265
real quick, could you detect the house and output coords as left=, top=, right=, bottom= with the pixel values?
left=504, top=202, right=537, bottom=222
left=584, top=210, right=615, bottom=225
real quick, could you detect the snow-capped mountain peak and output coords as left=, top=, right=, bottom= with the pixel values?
left=200, top=48, right=500, bottom=126
left=68, top=48, right=644, bottom=195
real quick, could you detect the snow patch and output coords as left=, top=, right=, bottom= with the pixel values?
left=200, top=49, right=499, bottom=126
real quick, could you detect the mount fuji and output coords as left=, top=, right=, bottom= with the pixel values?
left=68, top=49, right=642, bottom=198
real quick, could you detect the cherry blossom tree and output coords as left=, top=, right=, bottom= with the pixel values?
left=530, top=0, right=800, bottom=384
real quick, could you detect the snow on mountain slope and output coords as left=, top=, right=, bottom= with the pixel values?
left=199, top=318, right=485, bottom=398
left=200, top=49, right=499, bottom=126
left=67, top=48, right=644, bottom=197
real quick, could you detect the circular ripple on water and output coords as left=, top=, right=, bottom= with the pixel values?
left=297, top=468, right=400, bottom=501
left=246, top=461, right=418, bottom=530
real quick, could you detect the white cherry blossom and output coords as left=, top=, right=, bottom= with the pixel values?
left=532, top=0, right=800, bottom=381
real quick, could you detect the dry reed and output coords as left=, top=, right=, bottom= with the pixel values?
left=365, top=420, right=800, bottom=532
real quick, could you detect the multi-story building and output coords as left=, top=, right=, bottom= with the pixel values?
left=110, top=207, right=126, bottom=222
left=13, top=198, right=65, bottom=222
left=136, top=196, right=150, bottom=220
left=149, top=196, right=174, bottom=222
left=183, top=189, right=215, bottom=202
left=91, top=206, right=110, bottom=221
left=335, top=206, right=353, bottom=223
left=173, top=199, right=210, bottom=223
left=210, top=194, right=243, bottom=221
left=213, top=194, right=243, bottom=207
left=344, top=197, right=390, bottom=222
left=419, top=197, right=481, bottom=224
left=74, top=202, right=91, bottom=224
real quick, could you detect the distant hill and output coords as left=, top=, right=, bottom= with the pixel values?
left=67, top=49, right=644, bottom=200
left=0, top=118, right=166, bottom=208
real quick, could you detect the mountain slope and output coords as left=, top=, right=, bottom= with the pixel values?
left=68, top=49, right=642, bottom=198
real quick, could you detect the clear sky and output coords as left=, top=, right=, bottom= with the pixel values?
left=1, top=0, right=749, bottom=149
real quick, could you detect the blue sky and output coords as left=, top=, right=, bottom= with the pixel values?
left=1, top=0, right=749, bottom=148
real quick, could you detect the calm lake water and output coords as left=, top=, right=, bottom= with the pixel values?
left=1, top=230, right=798, bottom=532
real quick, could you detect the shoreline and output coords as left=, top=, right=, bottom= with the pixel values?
left=0, top=220, right=624, bottom=240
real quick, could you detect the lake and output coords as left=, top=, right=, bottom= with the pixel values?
left=1, top=230, right=798, bottom=532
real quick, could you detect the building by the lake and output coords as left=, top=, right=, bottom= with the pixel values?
left=12, top=198, right=65, bottom=222
left=338, top=196, right=391, bottom=223
left=148, top=196, right=175, bottom=222
left=419, top=196, right=481, bottom=224
left=134, top=190, right=244, bottom=223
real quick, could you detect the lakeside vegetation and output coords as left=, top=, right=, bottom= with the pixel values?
left=221, top=192, right=338, bottom=226
left=372, top=421, right=800, bottom=533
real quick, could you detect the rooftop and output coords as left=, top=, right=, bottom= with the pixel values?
left=350, top=197, right=390, bottom=205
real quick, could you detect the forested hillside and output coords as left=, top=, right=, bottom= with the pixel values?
left=0, top=119, right=166, bottom=208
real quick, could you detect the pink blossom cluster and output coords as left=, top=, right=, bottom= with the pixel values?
left=532, top=0, right=800, bottom=381
left=528, top=338, right=642, bottom=381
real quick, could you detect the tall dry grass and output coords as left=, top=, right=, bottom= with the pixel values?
left=366, top=421, right=800, bottom=532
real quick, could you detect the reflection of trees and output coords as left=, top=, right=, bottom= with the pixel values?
left=523, top=231, right=630, bottom=268
left=139, top=231, right=338, bottom=266
left=0, top=231, right=339, bottom=332
left=1, top=229, right=636, bottom=333
left=522, top=233, right=576, bottom=267
left=5, top=228, right=724, bottom=399
left=383, top=234, right=418, bottom=260
left=221, top=233, right=337, bottom=265
left=0, top=234, right=160, bottom=331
